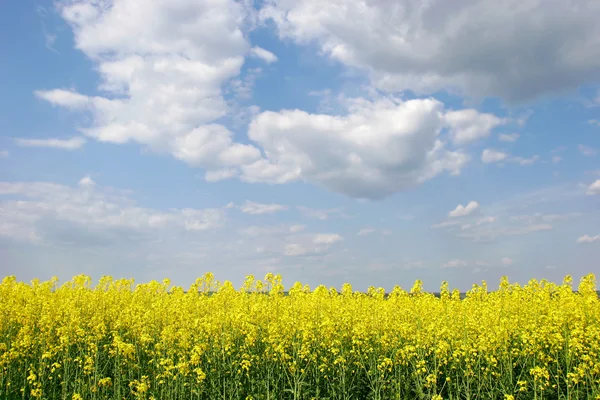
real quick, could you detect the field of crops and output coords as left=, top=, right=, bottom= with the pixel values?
left=1, top=273, right=599, bottom=400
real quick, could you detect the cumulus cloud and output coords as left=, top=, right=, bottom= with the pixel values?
left=587, top=180, right=600, bottom=195
left=250, top=46, right=278, bottom=64
left=238, top=200, right=288, bottom=215
left=481, top=149, right=508, bottom=163
left=449, top=201, right=479, bottom=218
left=261, top=0, right=600, bottom=102
left=35, top=0, right=260, bottom=171
left=78, top=175, right=95, bottom=187
left=0, top=179, right=225, bottom=245
left=443, top=109, right=505, bottom=144
left=243, top=96, right=471, bottom=199
left=498, top=133, right=520, bottom=142
left=15, top=136, right=86, bottom=150
left=313, top=233, right=343, bottom=245
left=577, top=234, right=599, bottom=243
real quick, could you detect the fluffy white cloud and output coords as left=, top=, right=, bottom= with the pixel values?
left=443, top=109, right=505, bottom=144
left=243, top=97, right=471, bottom=199
left=481, top=149, right=508, bottom=163
left=0, top=150, right=8, bottom=158
left=579, top=145, right=598, bottom=157
left=261, top=0, right=600, bottom=101
left=239, top=200, right=288, bottom=215
left=250, top=46, right=278, bottom=63
left=589, top=119, right=600, bottom=127
left=78, top=175, right=95, bottom=187
left=577, top=234, right=599, bottom=243
left=498, top=133, right=520, bottom=142
left=552, top=156, right=562, bottom=164
left=36, top=0, right=260, bottom=171
left=15, top=136, right=86, bottom=150
left=313, top=233, right=343, bottom=245
left=0, top=179, right=224, bottom=244
left=449, top=201, right=479, bottom=218
left=587, top=180, right=600, bottom=195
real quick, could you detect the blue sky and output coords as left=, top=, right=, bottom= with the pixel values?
left=1, top=0, right=599, bottom=291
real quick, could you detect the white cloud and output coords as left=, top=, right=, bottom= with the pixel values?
left=283, top=243, right=310, bottom=256
left=244, top=96, right=471, bottom=199
left=15, top=136, right=86, bottom=150
left=357, top=228, right=376, bottom=236
left=0, top=179, right=224, bottom=244
left=577, top=234, right=600, bottom=243
left=481, top=149, right=508, bottom=163
left=0, top=150, right=8, bottom=158
left=589, top=119, right=600, bottom=127
left=476, top=216, right=496, bottom=225
left=238, top=224, right=300, bottom=237
left=289, top=224, right=306, bottom=233
left=261, top=0, right=600, bottom=102
left=552, top=156, right=562, bottom=164
left=578, top=145, right=597, bottom=157
left=501, top=257, right=513, bottom=266
left=250, top=46, right=278, bottom=64
left=227, top=68, right=263, bottom=101
left=441, top=259, right=468, bottom=268
left=36, top=0, right=260, bottom=173
left=443, top=109, right=505, bottom=144
left=449, top=201, right=479, bottom=218
left=513, top=155, right=540, bottom=166
left=239, top=200, right=288, bottom=215
left=504, top=223, right=553, bottom=235
left=35, top=89, right=91, bottom=109
left=431, top=220, right=461, bottom=229
left=586, top=180, right=600, bottom=195
left=78, top=175, right=95, bottom=187
left=313, top=233, right=343, bottom=245
left=204, top=168, right=239, bottom=182
left=481, top=149, right=539, bottom=166
left=499, top=133, right=520, bottom=142
left=281, top=233, right=343, bottom=256
left=297, top=206, right=346, bottom=220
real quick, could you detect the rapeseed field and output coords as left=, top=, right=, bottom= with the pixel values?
left=0, top=273, right=598, bottom=400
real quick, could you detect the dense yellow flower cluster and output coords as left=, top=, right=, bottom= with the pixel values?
left=0, top=273, right=599, bottom=399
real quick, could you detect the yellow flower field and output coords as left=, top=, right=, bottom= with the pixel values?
left=1, top=273, right=599, bottom=400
